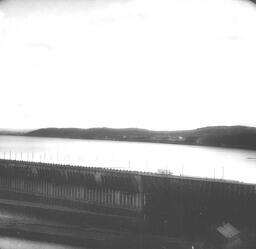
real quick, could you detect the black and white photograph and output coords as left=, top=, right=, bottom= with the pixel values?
left=0, top=0, right=255, bottom=248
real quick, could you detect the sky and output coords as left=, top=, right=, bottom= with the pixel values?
left=0, top=0, right=256, bottom=131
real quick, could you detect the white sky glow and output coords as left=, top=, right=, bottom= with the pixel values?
left=0, top=0, right=256, bottom=130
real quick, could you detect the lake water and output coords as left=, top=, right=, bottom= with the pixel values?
left=0, top=237, right=84, bottom=249
left=0, top=135, right=255, bottom=184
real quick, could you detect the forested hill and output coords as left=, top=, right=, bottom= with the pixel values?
left=25, top=126, right=256, bottom=150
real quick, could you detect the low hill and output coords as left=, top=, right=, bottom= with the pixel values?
left=25, top=126, right=256, bottom=150
left=0, top=129, right=28, bottom=136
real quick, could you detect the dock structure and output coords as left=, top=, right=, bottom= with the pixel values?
left=0, top=159, right=255, bottom=236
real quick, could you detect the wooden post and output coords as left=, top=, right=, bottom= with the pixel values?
left=134, top=175, right=144, bottom=211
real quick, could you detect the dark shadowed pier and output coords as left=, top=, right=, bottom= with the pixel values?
left=0, top=159, right=255, bottom=248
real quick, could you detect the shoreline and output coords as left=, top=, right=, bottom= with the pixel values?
left=1, top=134, right=256, bottom=152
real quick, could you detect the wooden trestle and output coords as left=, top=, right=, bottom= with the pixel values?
left=0, top=159, right=255, bottom=236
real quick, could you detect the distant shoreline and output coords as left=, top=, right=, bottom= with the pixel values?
left=1, top=125, right=256, bottom=151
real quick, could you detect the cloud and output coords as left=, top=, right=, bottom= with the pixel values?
left=1, top=0, right=256, bottom=130
left=0, top=9, right=5, bottom=32
left=28, top=42, right=53, bottom=50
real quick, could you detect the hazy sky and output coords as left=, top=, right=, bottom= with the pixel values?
left=0, top=0, right=256, bottom=130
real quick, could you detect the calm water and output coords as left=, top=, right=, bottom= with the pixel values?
left=0, top=237, right=84, bottom=249
left=0, top=135, right=255, bottom=184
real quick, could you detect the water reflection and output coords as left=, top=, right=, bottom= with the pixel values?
left=0, top=237, right=84, bottom=249
left=0, top=135, right=255, bottom=183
